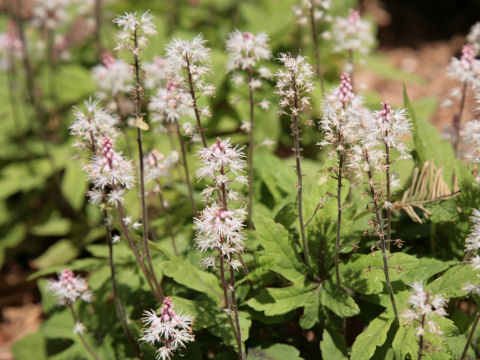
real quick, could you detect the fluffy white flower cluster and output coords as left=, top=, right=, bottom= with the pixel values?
left=85, top=137, right=135, bottom=205
left=463, top=209, right=480, bottom=294
left=373, top=101, right=412, bottom=158
left=226, top=30, right=271, bottom=71
left=144, top=149, right=179, bottom=184
left=113, top=11, right=157, bottom=55
left=292, top=0, right=332, bottom=27
left=447, top=43, right=480, bottom=84
left=143, top=56, right=168, bottom=90
left=32, top=0, right=72, bottom=29
left=47, top=269, right=93, bottom=305
left=275, top=53, right=314, bottom=116
left=332, top=9, right=374, bottom=56
left=195, top=205, right=246, bottom=264
left=92, top=52, right=132, bottom=100
left=71, top=99, right=120, bottom=151
left=165, top=35, right=215, bottom=99
left=402, top=281, right=447, bottom=336
left=318, top=73, right=366, bottom=156
left=468, top=22, right=480, bottom=56
left=149, top=79, right=194, bottom=124
left=141, top=297, right=194, bottom=360
left=465, top=209, right=480, bottom=261
left=195, top=138, right=247, bottom=269
left=462, top=120, right=480, bottom=162
left=196, top=138, right=247, bottom=187
left=0, top=21, right=22, bottom=71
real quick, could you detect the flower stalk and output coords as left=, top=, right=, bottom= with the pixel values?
left=460, top=306, right=480, bottom=360
left=275, top=54, right=315, bottom=267
left=364, top=147, right=398, bottom=320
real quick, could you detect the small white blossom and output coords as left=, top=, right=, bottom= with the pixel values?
left=332, top=9, right=374, bottom=56
left=196, top=138, right=246, bottom=185
left=466, top=209, right=480, bottom=252
left=468, top=22, right=480, bottom=56
left=226, top=30, right=271, bottom=71
left=92, top=52, right=132, bottom=98
left=0, top=21, right=23, bottom=71
left=141, top=297, right=194, bottom=360
left=144, top=149, right=179, bottom=183
left=195, top=138, right=248, bottom=267
left=318, top=73, right=366, bottom=156
left=401, top=281, right=447, bottom=337
left=292, top=0, right=332, bottom=26
left=143, top=56, right=168, bottom=90
left=85, top=137, right=135, bottom=191
left=462, top=120, right=480, bottom=162
left=71, top=99, right=120, bottom=151
left=113, top=11, right=156, bottom=55
left=47, top=269, right=93, bottom=305
left=73, top=322, right=86, bottom=335
left=259, top=99, right=271, bottom=111
left=447, top=43, right=480, bottom=84
left=165, top=35, right=215, bottom=124
left=275, top=53, right=315, bottom=115
left=373, top=101, right=412, bottom=159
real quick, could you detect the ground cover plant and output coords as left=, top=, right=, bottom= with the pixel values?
left=3, top=0, right=480, bottom=359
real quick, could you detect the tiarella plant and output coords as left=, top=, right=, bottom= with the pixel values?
left=331, top=9, right=374, bottom=86
left=275, top=53, right=315, bottom=267
left=226, top=29, right=271, bottom=228
left=292, top=0, right=332, bottom=92
left=195, top=137, right=248, bottom=359
left=9, top=2, right=480, bottom=360
left=446, top=43, right=480, bottom=150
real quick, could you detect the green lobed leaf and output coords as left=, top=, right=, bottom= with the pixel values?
left=158, top=257, right=223, bottom=304
left=427, top=264, right=471, bottom=298
left=61, top=162, right=87, bottom=211
left=247, top=285, right=315, bottom=316
left=255, top=213, right=307, bottom=284
left=12, top=332, right=47, bottom=360
left=319, top=281, right=360, bottom=318
left=392, top=325, right=417, bottom=360
left=247, top=343, right=304, bottom=360
left=351, top=314, right=395, bottom=360
left=299, top=288, right=320, bottom=329
left=320, top=328, right=348, bottom=360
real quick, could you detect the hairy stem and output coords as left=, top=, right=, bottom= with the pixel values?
left=175, top=119, right=197, bottom=213
left=132, top=27, right=162, bottom=302
left=364, top=149, right=399, bottom=320
left=308, top=2, right=325, bottom=94
left=247, top=67, right=255, bottom=229
left=102, top=208, right=141, bottom=357
left=291, top=75, right=311, bottom=267
left=348, top=48, right=355, bottom=92
left=185, top=54, right=207, bottom=147
left=229, top=265, right=246, bottom=360
left=219, top=165, right=245, bottom=359
left=460, top=305, right=480, bottom=360
left=335, top=151, right=344, bottom=288
left=453, top=81, right=467, bottom=153
left=67, top=304, right=100, bottom=360
left=385, top=142, right=392, bottom=251
left=418, top=313, right=426, bottom=360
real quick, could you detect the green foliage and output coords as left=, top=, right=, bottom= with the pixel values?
left=320, top=328, right=348, bottom=360
left=247, top=343, right=304, bottom=360
left=351, top=314, right=394, bottom=360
